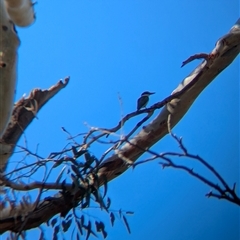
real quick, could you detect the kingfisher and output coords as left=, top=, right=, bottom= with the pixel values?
left=137, top=91, right=155, bottom=111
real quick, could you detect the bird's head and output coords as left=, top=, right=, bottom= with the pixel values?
left=141, top=91, right=155, bottom=97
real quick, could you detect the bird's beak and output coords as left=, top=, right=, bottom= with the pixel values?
left=150, top=92, right=155, bottom=95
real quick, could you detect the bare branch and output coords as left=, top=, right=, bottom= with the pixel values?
left=0, top=77, right=70, bottom=171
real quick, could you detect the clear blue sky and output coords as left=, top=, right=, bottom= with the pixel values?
left=4, top=1, right=239, bottom=239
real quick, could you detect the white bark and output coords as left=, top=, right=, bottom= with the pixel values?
left=0, top=1, right=19, bottom=138
left=4, top=0, right=35, bottom=27
left=0, top=78, right=69, bottom=170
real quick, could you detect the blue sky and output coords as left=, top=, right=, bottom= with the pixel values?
left=3, top=1, right=239, bottom=239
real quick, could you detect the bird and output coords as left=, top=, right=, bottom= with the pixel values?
left=137, top=91, right=155, bottom=111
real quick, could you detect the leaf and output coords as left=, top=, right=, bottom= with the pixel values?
left=85, top=221, right=97, bottom=240
left=66, top=214, right=72, bottom=221
left=85, top=221, right=91, bottom=240
left=102, top=230, right=108, bottom=239
left=95, top=221, right=105, bottom=232
left=70, top=173, right=77, bottom=181
left=76, top=233, right=80, bottom=240
left=119, top=209, right=122, bottom=218
left=53, top=224, right=60, bottom=240
left=81, top=201, right=88, bottom=209
left=76, top=220, right=83, bottom=235
left=38, top=230, right=44, bottom=240
left=126, top=211, right=134, bottom=215
left=54, top=225, right=60, bottom=234
left=102, top=176, right=108, bottom=198
left=99, top=221, right=105, bottom=230
left=123, top=215, right=131, bottom=234
left=95, top=221, right=100, bottom=232
left=106, top=197, right=111, bottom=209
left=95, top=221, right=107, bottom=239
left=62, top=220, right=66, bottom=231
left=51, top=218, right=57, bottom=227
left=92, top=188, right=106, bottom=210
left=81, top=215, right=85, bottom=226
left=62, top=219, right=72, bottom=232
left=110, top=212, right=115, bottom=226
left=81, top=192, right=91, bottom=209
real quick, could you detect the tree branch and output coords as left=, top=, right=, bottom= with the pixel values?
left=0, top=77, right=70, bottom=171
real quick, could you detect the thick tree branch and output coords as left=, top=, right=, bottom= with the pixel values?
left=0, top=77, right=70, bottom=170
left=0, top=1, right=20, bottom=137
